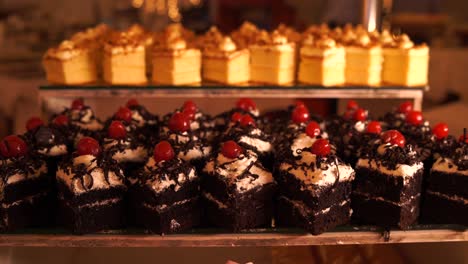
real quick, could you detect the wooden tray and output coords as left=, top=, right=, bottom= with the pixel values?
left=0, top=225, right=465, bottom=247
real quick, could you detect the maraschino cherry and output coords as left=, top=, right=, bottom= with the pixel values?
left=183, top=100, right=197, bottom=113
left=236, top=98, right=256, bottom=112
left=305, top=121, right=321, bottom=138
left=26, top=117, right=44, bottom=131
left=353, top=108, right=367, bottom=122
left=292, top=105, right=309, bottom=124
left=311, top=139, right=331, bottom=156
left=76, top=137, right=101, bottom=156
left=52, top=115, right=69, bottom=126
left=381, top=130, right=406, bottom=147
left=222, top=140, right=243, bottom=159
left=406, top=111, right=423, bottom=126
left=71, top=98, right=84, bottom=110
left=366, top=121, right=382, bottom=134
left=398, top=101, right=413, bottom=114
left=169, top=112, right=190, bottom=132
left=347, top=100, right=359, bottom=110
left=154, top=141, right=175, bottom=162
left=115, top=106, right=132, bottom=123
left=240, top=114, right=255, bottom=127
left=126, top=99, right=139, bottom=107
left=432, top=122, right=449, bottom=140
left=108, top=121, right=127, bottom=139
left=231, top=112, right=243, bottom=123
left=0, top=135, right=28, bottom=158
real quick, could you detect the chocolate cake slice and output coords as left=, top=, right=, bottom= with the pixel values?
left=0, top=135, right=52, bottom=231
left=421, top=142, right=468, bottom=225
left=352, top=130, right=424, bottom=229
left=202, top=141, right=275, bottom=231
left=56, top=137, right=127, bottom=234
left=276, top=139, right=355, bottom=235
left=131, top=141, right=200, bottom=234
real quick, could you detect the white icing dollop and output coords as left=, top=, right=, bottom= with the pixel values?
left=70, top=108, right=103, bottom=131
left=291, top=133, right=317, bottom=156
left=432, top=157, right=468, bottom=176
left=279, top=151, right=355, bottom=188
left=38, top=144, right=68, bottom=157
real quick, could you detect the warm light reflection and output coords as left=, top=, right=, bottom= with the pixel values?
left=132, top=0, right=200, bottom=22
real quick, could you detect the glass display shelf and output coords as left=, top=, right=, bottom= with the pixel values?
left=38, top=84, right=427, bottom=110
left=0, top=225, right=465, bottom=247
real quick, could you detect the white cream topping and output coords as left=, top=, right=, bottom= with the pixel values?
left=178, top=146, right=211, bottom=161
left=6, top=162, right=47, bottom=184
left=356, top=158, right=423, bottom=180
left=142, top=198, right=191, bottom=211
left=280, top=151, right=354, bottom=188
left=104, top=139, right=148, bottom=163
left=354, top=121, right=366, bottom=133
left=143, top=157, right=197, bottom=192
left=239, top=135, right=272, bottom=154
left=38, top=144, right=68, bottom=157
left=70, top=108, right=103, bottom=131
left=432, top=157, right=468, bottom=176
left=291, top=133, right=317, bottom=156
left=57, top=155, right=125, bottom=194
left=282, top=196, right=350, bottom=216
left=203, top=150, right=273, bottom=192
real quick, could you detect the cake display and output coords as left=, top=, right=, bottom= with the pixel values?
left=200, top=27, right=250, bottom=84
left=421, top=137, right=467, bottom=225
left=249, top=30, right=296, bottom=85
left=202, top=141, right=275, bottom=231
left=352, top=130, right=424, bottom=229
left=152, top=25, right=201, bottom=85
left=0, top=135, right=52, bottom=231
left=132, top=141, right=200, bottom=234
left=276, top=139, right=355, bottom=235
left=103, top=31, right=147, bottom=85
left=382, top=33, right=429, bottom=86
left=56, top=137, right=127, bottom=234
left=298, top=34, right=345, bottom=86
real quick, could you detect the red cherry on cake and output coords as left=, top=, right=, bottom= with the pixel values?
left=305, top=121, right=321, bottom=138
left=236, top=98, right=257, bottom=111
left=240, top=114, right=256, bottom=127
left=53, top=115, right=69, bottom=126
left=222, top=140, right=243, bottom=159
left=398, top=101, right=413, bottom=114
left=347, top=100, right=359, bottom=110
left=169, top=112, right=190, bottom=132
left=182, top=108, right=196, bottom=121
left=311, top=139, right=331, bottom=156
left=406, top=110, right=423, bottom=126
left=183, top=100, right=197, bottom=113
left=432, top=122, right=449, bottom=140
left=108, top=121, right=127, bottom=140
left=115, top=106, right=132, bottom=123
left=0, top=135, right=28, bottom=158
left=366, top=121, right=382, bottom=134
left=154, top=141, right=175, bottom=162
left=71, top=98, right=84, bottom=110
left=292, top=105, right=309, bottom=124
left=26, top=117, right=44, bottom=131
left=77, top=137, right=101, bottom=157
left=353, top=108, right=367, bottom=121
left=381, top=130, right=406, bottom=147
left=126, top=99, right=139, bottom=107
left=231, top=112, right=243, bottom=123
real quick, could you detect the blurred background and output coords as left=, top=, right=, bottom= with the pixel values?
left=0, top=0, right=467, bottom=263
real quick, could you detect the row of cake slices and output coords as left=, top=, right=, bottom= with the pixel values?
left=0, top=98, right=465, bottom=234
left=42, top=22, right=428, bottom=87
